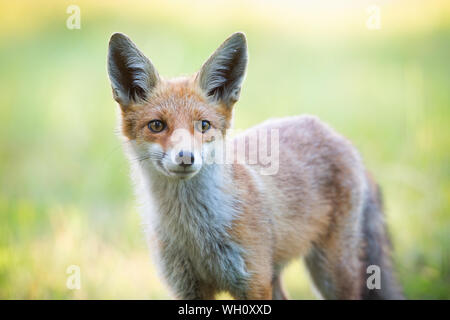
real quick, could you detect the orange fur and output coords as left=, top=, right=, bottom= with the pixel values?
left=108, top=32, right=403, bottom=300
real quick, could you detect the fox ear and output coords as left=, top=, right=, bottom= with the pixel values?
left=107, top=33, right=159, bottom=109
left=198, top=32, right=248, bottom=107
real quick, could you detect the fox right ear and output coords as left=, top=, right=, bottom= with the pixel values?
left=107, top=33, right=159, bottom=109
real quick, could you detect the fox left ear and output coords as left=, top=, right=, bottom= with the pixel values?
left=197, top=32, right=248, bottom=107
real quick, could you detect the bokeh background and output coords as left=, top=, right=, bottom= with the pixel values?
left=0, top=0, right=449, bottom=299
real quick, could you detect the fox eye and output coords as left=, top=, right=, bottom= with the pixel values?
left=195, top=120, right=211, bottom=133
left=148, top=120, right=165, bottom=133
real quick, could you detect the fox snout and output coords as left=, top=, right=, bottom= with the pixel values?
left=160, top=128, right=204, bottom=178
left=144, top=142, right=202, bottom=179
left=164, top=146, right=202, bottom=178
left=174, top=151, right=195, bottom=168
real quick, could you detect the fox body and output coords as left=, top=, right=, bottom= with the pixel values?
left=107, top=32, right=403, bottom=299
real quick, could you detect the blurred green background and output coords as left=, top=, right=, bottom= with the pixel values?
left=0, top=0, right=449, bottom=299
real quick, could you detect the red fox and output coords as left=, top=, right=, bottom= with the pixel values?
left=107, top=32, right=403, bottom=299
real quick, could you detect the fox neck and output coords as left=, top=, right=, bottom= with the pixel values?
left=135, top=160, right=238, bottom=238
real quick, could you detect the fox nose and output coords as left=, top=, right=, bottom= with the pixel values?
left=175, top=150, right=195, bottom=167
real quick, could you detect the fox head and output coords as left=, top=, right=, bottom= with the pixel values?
left=107, top=32, right=248, bottom=179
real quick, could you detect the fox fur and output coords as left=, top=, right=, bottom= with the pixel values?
left=107, top=32, right=403, bottom=299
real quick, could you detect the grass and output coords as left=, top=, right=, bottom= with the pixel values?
left=0, top=0, right=449, bottom=299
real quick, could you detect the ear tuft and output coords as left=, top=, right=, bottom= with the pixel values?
left=107, top=33, right=159, bottom=109
left=198, top=32, right=248, bottom=106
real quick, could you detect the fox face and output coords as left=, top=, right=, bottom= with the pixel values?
left=107, top=33, right=248, bottom=179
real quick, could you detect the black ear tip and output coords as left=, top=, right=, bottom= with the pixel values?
left=229, top=32, right=247, bottom=45
left=109, top=32, right=131, bottom=47
left=232, top=32, right=246, bottom=40
left=224, top=32, right=247, bottom=55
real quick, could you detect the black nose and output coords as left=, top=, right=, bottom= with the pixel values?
left=175, top=151, right=195, bottom=167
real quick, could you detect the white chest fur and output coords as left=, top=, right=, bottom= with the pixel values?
left=132, top=161, right=249, bottom=295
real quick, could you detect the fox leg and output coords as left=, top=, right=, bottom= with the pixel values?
left=171, top=278, right=216, bottom=300
left=272, top=274, right=289, bottom=300
left=232, top=277, right=273, bottom=300
left=162, top=254, right=216, bottom=299
left=304, top=241, right=362, bottom=299
left=246, top=278, right=273, bottom=300
left=232, top=268, right=273, bottom=300
left=304, top=210, right=363, bottom=300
